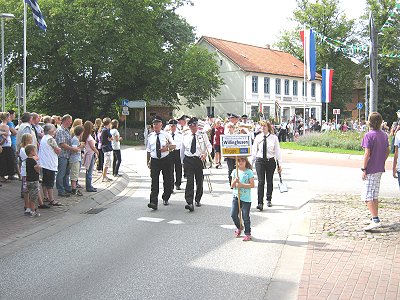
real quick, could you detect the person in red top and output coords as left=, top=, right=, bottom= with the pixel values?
left=213, top=119, right=224, bottom=168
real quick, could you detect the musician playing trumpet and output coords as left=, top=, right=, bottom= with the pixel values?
left=180, top=117, right=212, bottom=212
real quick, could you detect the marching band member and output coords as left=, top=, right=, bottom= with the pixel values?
left=225, top=122, right=236, bottom=186
left=224, top=113, right=240, bottom=135
left=146, top=116, right=176, bottom=209
left=180, top=117, right=212, bottom=212
left=168, top=119, right=183, bottom=191
left=177, top=115, right=190, bottom=134
left=213, top=119, right=224, bottom=168
left=251, top=120, right=282, bottom=211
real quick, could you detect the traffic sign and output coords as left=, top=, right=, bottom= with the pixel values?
left=122, top=106, right=129, bottom=111
left=127, top=100, right=146, bottom=109
left=333, top=109, right=340, bottom=115
left=122, top=110, right=129, bottom=116
left=357, top=102, right=363, bottom=110
left=122, top=99, right=129, bottom=107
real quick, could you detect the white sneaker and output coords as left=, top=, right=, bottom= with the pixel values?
left=363, top=221, right=381, bottom=231
left=30, top=211, right=40, bottom=217
left=24, top=208, right=32, bottom=215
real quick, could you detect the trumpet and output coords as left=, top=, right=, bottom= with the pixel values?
left=196, top=132, right=213, bottom=193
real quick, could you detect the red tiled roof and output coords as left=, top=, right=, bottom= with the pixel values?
left=200, top=36, right=321, bottom=80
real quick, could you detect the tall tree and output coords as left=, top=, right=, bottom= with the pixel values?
left=364, top=0, right=400, bottom=124
left=275, top=0, right=364, bottom=120
left=0, top=0, right=222, bottom=119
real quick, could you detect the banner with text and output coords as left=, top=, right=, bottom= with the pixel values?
left=220, top=134, right=252, bottom=157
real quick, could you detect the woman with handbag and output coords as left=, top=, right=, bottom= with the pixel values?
left=251, top=120, right=282, bottom=211
left=82, top=121, right=99, bottom=192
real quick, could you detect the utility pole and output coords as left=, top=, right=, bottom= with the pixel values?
left=369, top=12, right=378, bottom=113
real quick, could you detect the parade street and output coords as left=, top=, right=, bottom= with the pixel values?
left=0, top=146, right=398, bottom=300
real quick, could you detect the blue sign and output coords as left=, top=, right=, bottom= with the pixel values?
left=357, top=102, right=363, bottom=110
left=122, top=99, right=129, bottom=107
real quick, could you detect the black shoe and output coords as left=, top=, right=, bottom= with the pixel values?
left=267, top=201, right=272, bottom=207
left=256, top=203, right=263, bottom=211
left=195, top=201, right=201, bottom=207
left=86, top=188, right=97, bottom=192
left=8, top=176, right=18, bottom=181
left=38, top=204, right=51, bottom=209
left=58, top=192, right=70, bottom=198
left=163, top=200, right=169, bottom=206
left=175, top=185, right=181, bottom=190
left=185, top=204, right=194, bottom=212
left=148, top=203, right=158, bottom=210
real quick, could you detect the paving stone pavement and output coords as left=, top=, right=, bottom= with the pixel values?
left=298, top=194, right=400, bottom=300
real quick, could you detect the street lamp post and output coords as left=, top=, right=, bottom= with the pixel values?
left=1, top=13, right=15, bottom=111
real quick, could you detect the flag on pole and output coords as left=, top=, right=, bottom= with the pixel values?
left=321, top=69, right=334, bottom=103
left=25, top=0, right=47, bottom=31
left=300, top=29, right=317, bottom=81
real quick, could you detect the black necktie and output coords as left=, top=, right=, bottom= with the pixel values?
left=32, top=125, right=38, bottom=141
left=190, top=134, right=196, bottom=154
left=263, top=135, right=267, bottom=159
left=172, top=133, right=175, bottom=140
left=156, top=134, right=161, bottom=159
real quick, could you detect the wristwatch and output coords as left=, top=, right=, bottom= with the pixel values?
left=361, top=168, right=366, bottom=171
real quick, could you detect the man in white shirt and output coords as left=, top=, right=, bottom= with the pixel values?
left=146, top=116, right=176, bottom=209
left=168, top=119, right=183, bottom=191
left=180, top=117, right=212, bottom=211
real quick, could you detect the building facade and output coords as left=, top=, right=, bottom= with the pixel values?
left=177, top=36, right=323, bottom=122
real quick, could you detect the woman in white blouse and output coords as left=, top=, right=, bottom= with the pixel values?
left=251, top=120, right=282, bottom=211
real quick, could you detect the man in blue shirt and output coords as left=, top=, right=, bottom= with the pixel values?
left=7, top=110, right=19, bottom=180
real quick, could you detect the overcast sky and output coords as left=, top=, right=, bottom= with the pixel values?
left=177, top=0, right=367, bottom=47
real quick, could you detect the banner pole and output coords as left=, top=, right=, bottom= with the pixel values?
left=235, top=156, right=243, bottom=230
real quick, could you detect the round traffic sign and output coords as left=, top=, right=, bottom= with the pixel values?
left=357, top=102, right=363, bottom=110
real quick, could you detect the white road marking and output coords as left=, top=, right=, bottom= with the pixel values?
left=168, top=220, right=185, bottom=225
left=137, top=217, right=164, bottom=223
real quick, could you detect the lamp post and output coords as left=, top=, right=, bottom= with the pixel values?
left=1, top=13, right=15, bottom=111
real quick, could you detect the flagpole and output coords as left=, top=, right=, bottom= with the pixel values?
left=23, top=0, right=27, bottom=113
left=303, top=24, right=306, bottom=132
left=325, top=63, right=328, bottom=122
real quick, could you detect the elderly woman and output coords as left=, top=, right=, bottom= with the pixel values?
left=0, top=112, right=14, bottom=182
left=251, top=120, right=282, bottom=211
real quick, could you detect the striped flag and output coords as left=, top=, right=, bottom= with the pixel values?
left=25, top=0, right=47, bottom=31
left=321, top=69, right=334, bottom=103
left=300, top=29, right=317, bottom=81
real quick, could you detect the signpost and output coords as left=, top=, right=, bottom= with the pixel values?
left=121, top=99, right=147, bottom=145
left=357, top=102, right=363, bottom=126
left=220, top=134, right=252, bottom=157
left=333, top=109, right=340, bottom=127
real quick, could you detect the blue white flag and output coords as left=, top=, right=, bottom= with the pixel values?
left=25, top=0, right=47, bottom=31
left=321, top=69, right=334, bottom=103
left=300, top=29, right=317, bottom=81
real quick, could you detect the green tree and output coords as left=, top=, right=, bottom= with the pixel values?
left=364, top=0, right=400, bottom=124
left=275, top=0, right=364, bottom=120
left=0, top=0, right=222, bottom=119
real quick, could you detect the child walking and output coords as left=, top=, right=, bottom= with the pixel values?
left=25, top=144, right=41, bottom=217
left=230, top=156, right=255, bottom=241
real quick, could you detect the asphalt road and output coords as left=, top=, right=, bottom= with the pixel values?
left=0, top=147, right=397, bottom=300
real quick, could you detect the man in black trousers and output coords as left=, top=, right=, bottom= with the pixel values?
left=146, top=116, right=175, bottom=209
left=168, top=119, right=183, bottom=191
left=180, top=117, right=212, bottom=212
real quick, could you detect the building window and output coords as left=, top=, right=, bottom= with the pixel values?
left=263, top=106, right=271, bottom=119
left=252, top=76, right=258, bottom=93
left=264, top=77, right=270, bottom=94
left=206, top=106, right=214, bottom=118
left=275, top=78, right=281, bottom=95
left=311, top=83, right=316, bottom=97
left=284, top=79, right=290, bottom=95
left=251, top=105, right=259, bottom=118
left=293, top=80, right=298, bottom=96
left=302, top=82, right=307, bottom=96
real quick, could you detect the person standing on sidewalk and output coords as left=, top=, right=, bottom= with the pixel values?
left=361, top=112, right=390, bottom=231
left=100, top=118, right=114, bottom=182
left=7, top=110, right=20, bottom=180
left=146, top=116, right=175, bottom=210
left=110, top=119, right=122, bottom=177
left=252, top=120, right=282, bottom=211
left=82, top=121, right=98, bottom=192
left=55, top=114, right=80, bottom=198
left=180, top=117, right=212, bottom=212
left=392, top=122, right=400, bottom=189
left=25, top=144, right=41, bottom=217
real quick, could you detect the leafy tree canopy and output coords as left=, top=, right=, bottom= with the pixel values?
left=1, top=0, right=222, bottom=119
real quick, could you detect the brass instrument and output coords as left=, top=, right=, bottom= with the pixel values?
left=196, top=132, right=213, bottom=193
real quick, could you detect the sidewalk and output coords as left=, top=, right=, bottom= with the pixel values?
left=298, top=194, right=400, bottom=300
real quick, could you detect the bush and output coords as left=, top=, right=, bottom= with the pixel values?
left=297, top=131, right=364, bottom=151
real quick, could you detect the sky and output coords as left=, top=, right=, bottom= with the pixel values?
left=177, top=0, right=367, bottom=47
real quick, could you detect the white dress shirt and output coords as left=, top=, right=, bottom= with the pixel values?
left=146, top=130, right=175, bottom=159
left=251, top=133, right=282, bottom=165
left=180, top=131, right=212, bottom=163
left=170, top=130, right=183, bottom=150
